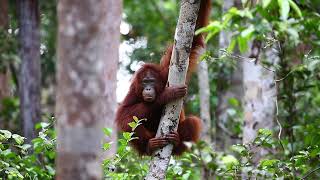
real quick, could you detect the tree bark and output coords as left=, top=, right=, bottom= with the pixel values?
left=216, top=0, right=243, bottom=151
left=18, top=0, right=41, bottom=142
left=56, top=0, right=121, bottom=179
left=0, top=0, right=10, bottom=129
left=145, top=1, right=201, bottom=179
left=197, top=60, right=213, bottom=180
left=197, top=61, right=211, bottom=143
left=242, top=44, right=278, bottom=165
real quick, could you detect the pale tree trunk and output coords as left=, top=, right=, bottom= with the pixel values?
left=0, top=0, right=10, bottom=129
left=102, top=1, right=121, bottom=158
left=56, top=0, right=121, bottom=179
left=216, top=0, right=242, bottom=151
left=18, top=0, right=41, bottom=142
left=242, top=42, right=278, bottom=165
left=197, top=58, right=211, bottom=143
left=197, top=59, right=213, bottom=180
left=145, top=1, right=201, bottom=179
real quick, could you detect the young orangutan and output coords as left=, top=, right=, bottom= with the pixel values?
left=115, top=0, right=210, bottom=155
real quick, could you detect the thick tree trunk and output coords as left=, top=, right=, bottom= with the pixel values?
left=145, top=1, right=201, bottom=179
left=216, top=0, right=242, bottom=151
left=56, top=0, right=121, bottom=179
left=0, top=0, right=10, bottom=129
left=197, top=61, right=211, bottom=143
left=18, top=0, right=41, bottom=142
left=242, top=44, right=278, bottom=165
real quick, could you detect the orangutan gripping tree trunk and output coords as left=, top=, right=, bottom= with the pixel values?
left=145, top=0, right=210, bottom=179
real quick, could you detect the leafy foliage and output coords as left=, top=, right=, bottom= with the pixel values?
left=0, top=122, right=55, bottom=179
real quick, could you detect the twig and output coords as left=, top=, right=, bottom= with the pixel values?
left=219, top=49, right=276, bottom=72
left=301, top=166, right=320, bottom=180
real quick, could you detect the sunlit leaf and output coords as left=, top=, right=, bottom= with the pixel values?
left=262, top=0, right=272, bottom=8
left=258, top=129, right=272, bottom=136
left=289, top=0, right=302, bottom=18
left=241, top=25, right=255, bottom=38
left=103, top=142, right=112, bottom=150
left=227, top=38, right=237, bottom=52
left=0, top=130, right=12, bottom=139
left=103, top=128, right=112, bottom=137
left=133, top=116, right=139, bottom=122
left=12, top=134, right=24, bottom=145
left=237, top=36, right=249, bottom=53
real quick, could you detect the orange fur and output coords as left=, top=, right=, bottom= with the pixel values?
left=115, top=0, right=210, bottom=156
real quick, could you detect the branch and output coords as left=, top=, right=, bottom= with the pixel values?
left=302, top=166, right=320, bottom=180
left=145, top=0, right=201, bottom=179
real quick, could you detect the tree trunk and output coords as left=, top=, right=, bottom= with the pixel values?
left=216, top=0, right=242, bottom=151
left=56, top=0, right=121, bottom=179
left=197, top=61, right=211, bottom=143
left=242, top=43, right=278, bottom=165
left=197, top=56, right=213, bottom=180
left=0, top=0, right=10, bottom=129
left=145, top=1, right=201, bottom=179
left=18, top=0, right=41, bottom=142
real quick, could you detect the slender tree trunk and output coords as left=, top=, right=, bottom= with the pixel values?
left=197, top=55, right=213, bottom=180
left=0, top=0, right=10, bottom=129
left=197, top=61, right=211, bottom=143
left=216, top=0, right=242, bottom=151
left=18, top=0, right=41, bottom=142
left=145, top=1, right=201, bottom=179
left=56, top=0, right=121, bottom=179
left=242, top=43, right=278, bottom=165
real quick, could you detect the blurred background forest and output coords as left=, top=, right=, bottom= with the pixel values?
left=0, top=0, right=320, bottom=179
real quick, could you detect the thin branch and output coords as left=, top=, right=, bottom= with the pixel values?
left=219, top=49, right=276, bottom=72
left=301, top=166, right=320, bottom=180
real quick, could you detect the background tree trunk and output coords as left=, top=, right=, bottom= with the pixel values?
left=0, top=0, right=10, bottom=129
left=242, top=43, right=278, bottom=165
left=18, top=0, right=41, bottom=142
left=102, top=0, right=121, bottom=158
left=215, top=0, right=242, bottom=151
left=197, top=46, right=212, bottom=180
left=197, top=59, right=211, bottom=143
left=56, top=0, right=121, bottom=179
left=145, top=1, right=201, bottom=179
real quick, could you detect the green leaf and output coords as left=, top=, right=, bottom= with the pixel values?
left=237, top=36, right=249, bottom=53
left=262, top=0, right=272, bottom=8
left=221, top=155, right=239, bottom=168
left=260, top=159, right=279, bottom=167
left=241, top=25, right=255, bottom=38
left=231, top=144, right=247, bottom=154
left=133, top=116, right=139, bottom=122
left=12, top=134, right=24, bottom=145
left=123, top=132, right=133, bottom=140
left=196, top=21, right=222, bottom=34
left=182, top=170, right=191, bottom=180
left=46, top=165, right=56, bottom=175
left=227, top=38, right=237, bottom=52
left=103, top=142, right=112, bottom=150
left=278, top=0, right=290, bottom=20
left=103, top=128, right=112, bottom=137
left=128, top=122, right=137, bottom=128
left=258, top=129, right=272, bottom=136
left=0, top=130, right=12, bottom=139
left=289, top=0, right=302, bottom=18
left=228, top=98, right=240, bottom=107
